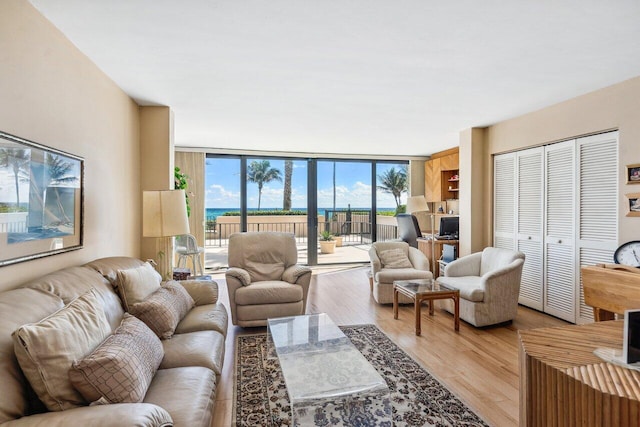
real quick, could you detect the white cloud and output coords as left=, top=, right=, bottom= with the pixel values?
left=206, top=184, right=239, bottom=207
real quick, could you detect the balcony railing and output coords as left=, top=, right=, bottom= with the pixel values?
left=204, top=219, right=399, bottom=247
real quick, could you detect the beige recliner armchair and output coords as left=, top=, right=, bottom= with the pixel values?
left=437, top=247, right=525, bottom=327
left=369, top=241, right=433, bottom=304
left=225, top=232, right=312, bottom=327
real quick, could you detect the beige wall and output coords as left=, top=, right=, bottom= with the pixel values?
left=465, top=75, right=640, bottom=248
left=0, top=0, right=141, bottom=290
left=458, top=128, right=486, bottom=255
left=139, top=107, right=175, bottom=264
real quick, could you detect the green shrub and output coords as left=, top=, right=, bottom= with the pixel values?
left=222, top=210, right=307, bottom=216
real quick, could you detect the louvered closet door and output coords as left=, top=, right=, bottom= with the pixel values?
left=544, top=141, right=576, bottom=322
left=494, top=153, right=516, bottom=250
left=576, top=131, right=619, bottom=323
left=516, top=148, right=544, bottom=309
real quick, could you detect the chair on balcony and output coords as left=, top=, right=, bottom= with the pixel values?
left=175, top=234, right=205, bottom=277
left=225, top=232, right=312, bottom=327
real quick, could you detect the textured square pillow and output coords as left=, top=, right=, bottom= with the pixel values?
left=129, top=282, right=195, bottom=339
left=12, top=289, right=111, bottom=411
left=379, top=248, right=413, bottom=269
left=69, top=313, right=164, bottom=404
left=115, top=262, right=162, bottom=311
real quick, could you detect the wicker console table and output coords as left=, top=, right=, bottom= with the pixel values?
left=519, top=321, right=640, bottom=427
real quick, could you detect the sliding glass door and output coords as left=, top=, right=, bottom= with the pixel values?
left=316, top=160, right=372, bottom=265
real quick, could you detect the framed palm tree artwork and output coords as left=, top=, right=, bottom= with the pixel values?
left=0, top=131, right=83, bottom=266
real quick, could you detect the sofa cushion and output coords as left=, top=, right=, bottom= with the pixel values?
left=378, top=248, right=413, bottom=269
left=116, top=262, right=162, bottom=311
left=129, top=282, right=195, bottom=339
left=85, top=257, right=147, bottom=286
left=160, top=330, right=225, bottom=375
left=376, top=268, right=432, bottom=284
left=69, top=313, right=164, bottom=404
left=179, top=279, right=219, bottom=305
left=0, top=288, right=64, bottom=423
left=436, top=276, right=485, bottom=302
left=12, top=289, right=111, bottom=411
left=23, top=266, right=124, bottom=331
left=144, top=367, right=216, bottom=427
left=175, top=303, right=229, bottom=336
left=235, top=281, right=302, bottom=305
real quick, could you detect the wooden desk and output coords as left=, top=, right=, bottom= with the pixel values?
left=417, top=238, right=459, bottom=277
left=519, top=321, right=640, bottom=427
left=582, top=263, right=640, bottom=321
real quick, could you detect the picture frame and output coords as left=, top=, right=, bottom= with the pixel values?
left=627, top=163, right=640, bottom=184
left=626, top=193, right=640, bottom=217
left=0, top=131, right=84, bottom=267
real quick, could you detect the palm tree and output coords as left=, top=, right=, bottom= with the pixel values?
left=46, top=153, right=78, bottom=225
left=0, top=148, right=30, bottom=210
left=377, top=166, right=407, bottom=207
left=247, top=160, right=282, bottom=210
left=46, top=153, right=78, bottom=185
left=282, top=160, right=293, bottom=211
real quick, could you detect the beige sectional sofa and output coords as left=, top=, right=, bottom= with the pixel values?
left=0, top=256, right=228, bottom=427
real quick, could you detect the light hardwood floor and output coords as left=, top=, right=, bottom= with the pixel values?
left=211, top=266, right=568, bottom=427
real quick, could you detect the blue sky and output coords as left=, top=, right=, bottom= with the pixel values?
left=205, top=158, right=407, bottom=209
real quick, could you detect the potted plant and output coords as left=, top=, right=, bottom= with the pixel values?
left=319, top=230, right=336, bottom=254
left=333, top=230, right=343, bottom=247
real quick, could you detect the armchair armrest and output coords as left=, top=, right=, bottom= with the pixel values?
left=1, top=403, right=172, bottom=427
left=408, top=247, right=430, bottom=271
left=225, top=267, right=251, bottom=286
left=368, top=247, right=382, bottom=276
left=282, top=264, right=312, bottom=284
left=482, top=258, right=525, bottom=302
left=444, top=252, right=482, bottom=277
left=179, top=279, right=219, bottom=305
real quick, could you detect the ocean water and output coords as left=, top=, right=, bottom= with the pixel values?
left=205, top=207, right=395, bottom=220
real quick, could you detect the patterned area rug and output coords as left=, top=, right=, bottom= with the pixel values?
left=233, top=324, right=489, bottom=426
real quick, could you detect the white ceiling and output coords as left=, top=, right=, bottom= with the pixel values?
left=29, top=0, right=640, bottom=157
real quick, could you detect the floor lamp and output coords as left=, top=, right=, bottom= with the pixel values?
left=143, top=189, right=190, bottom=280
left=406, top=195, right=436, bottom=273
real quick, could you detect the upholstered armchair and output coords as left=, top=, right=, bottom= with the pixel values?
left=225, top=232, right=312, bottom=327
left=369, top=241, right=433, bottom=304
left=437, top=247, right=525, bottom=327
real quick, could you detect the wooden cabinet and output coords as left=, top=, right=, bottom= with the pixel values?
left=417, top=238, right=459, bottom=278
left=424, top=158, right=442, bottom=201
left=424, top=149, right=459, bottom=202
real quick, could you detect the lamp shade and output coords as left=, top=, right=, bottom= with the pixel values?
left=143, top=190, right=190, bottom=237
left=406, top=195, right=429, bottom=214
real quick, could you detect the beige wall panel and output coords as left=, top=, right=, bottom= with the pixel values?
left=0, top=0, right=140, bottom=291
left=481, top=76, right=640, bottom=245
left=139, top=107, right=174, bottom=263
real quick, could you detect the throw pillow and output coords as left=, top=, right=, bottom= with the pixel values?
left=129, top=282, right=195, bottom=339
left=378, top=248, right=413, bottom=269
left=69, top=313, right=164, bottom=404
left=115, top=262, right=162, bottom=311
left=12, top=289, right=111, bottom=411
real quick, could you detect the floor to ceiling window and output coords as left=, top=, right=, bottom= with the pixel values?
left=205, top=155, right=407, bottom=268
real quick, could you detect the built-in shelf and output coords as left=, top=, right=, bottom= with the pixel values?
left=448, top=178, right=459, bottom=182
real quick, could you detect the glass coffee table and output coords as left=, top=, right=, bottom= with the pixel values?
left=267, top=313, right=391, bottom=426
left=393, top=278, right=460, bottom=335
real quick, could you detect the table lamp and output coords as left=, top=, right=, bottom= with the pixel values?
left=143, top=189, right=190, bottom=279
